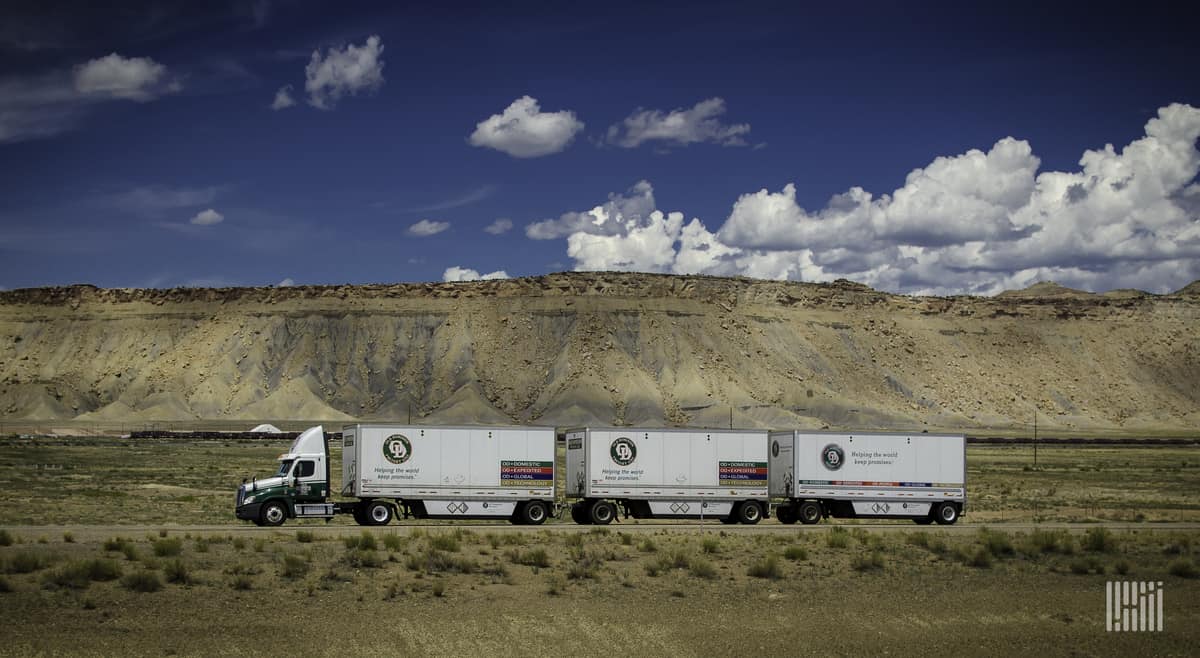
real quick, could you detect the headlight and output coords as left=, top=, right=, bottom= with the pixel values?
left=241, top=493, right=255, bottom=505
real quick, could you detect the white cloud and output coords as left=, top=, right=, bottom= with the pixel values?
left=189, top=208, right=224, bottom=226
left=546, top=103, right=1200, bottom=295
left=74, top=53, right=179, bottom=101
left=469, top=96, right=584, bottom=158
left=484, top=218, right=513, bottom=235
left=271, top=84, right=295, bottom=110
left=526, top=180, right=656, bottom=240
left=443, top=266, right=509, bottom=282
left=408, top=219, right=450, bottom=237
left=606, top=98, right=750, bottom=149
left=305, top=35, right=384, bottom=110
left=1, top=53, right=178, bottom=143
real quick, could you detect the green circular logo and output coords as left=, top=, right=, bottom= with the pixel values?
left=610, top=437, right=636, bottom=466
left=821, top=443, right=844, bottom=471
left=383, top=434, right=412, bottom=464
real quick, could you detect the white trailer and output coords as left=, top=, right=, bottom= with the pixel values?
left=235, top=424, right=557, bottom=526
left=769, top=430, right=966, bottom=525
left=564, top=427, right=770, bottom=525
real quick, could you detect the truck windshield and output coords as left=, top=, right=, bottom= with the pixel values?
left=276, top=460, right=294, bottom=477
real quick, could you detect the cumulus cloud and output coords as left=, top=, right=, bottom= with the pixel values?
left=189, top=208, right=224, bottom=225
left=271, top=84, right=295, bottom=110
left=606, top=98, right=750, bottom=148
left=526, top=180, right=656, bottom=240
left=443, top=266, right=509, bottom=282
left=74, top=53, right=179, bottom=101
left=305, top=35, right=384, bottom=110
left=484, top=218, right=513, bottom=235
left=548, top=103, right=1200, bottom=295
left=408, top=219, right=450, bottom=237
left=0, top=53, right=178, bottom=142
left=469, top=96, right=584, bottom=158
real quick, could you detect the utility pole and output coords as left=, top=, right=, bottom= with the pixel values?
left=1033, top=410, right=1038, bottom=468
left=729, top=407, right=733, bottom=430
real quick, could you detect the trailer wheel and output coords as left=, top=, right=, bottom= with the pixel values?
left=365, top=501, right=392, bottom=526
left=520, top=501, right=549, bottom=525
left=776, top=505, right=797, bottom=525
left=352, top=505, right=369, bottom=526
left=570, top=503, right=590, bottom=525
left=589, top=500, right=616, bottom=525
left=934, top=502, right=959, bottom=525
left=260, top=500, right=288, bottom=527
left=736, top=501, right=763, bottom=525
left=798, top=501, right=822, bottom=525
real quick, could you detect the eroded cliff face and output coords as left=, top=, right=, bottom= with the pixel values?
left=1, top=272, right=1197, bottom=431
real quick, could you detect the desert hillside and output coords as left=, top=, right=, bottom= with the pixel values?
left=1, top=272, right=1197, bottom=432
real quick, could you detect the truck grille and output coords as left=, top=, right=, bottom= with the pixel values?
left=235, top=486, right=245, bottom=507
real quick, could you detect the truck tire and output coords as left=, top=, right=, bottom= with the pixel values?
left=365, top=500, right=392, bottom=526
left=570, top=503, right=590, bottom=525
left=352, top=505, right=369, bottom=526
left=934, top=502, right=959, bottom=525
left=260, top=500, right=288, bottom=527
left=776, top=505, right=797, bottom=525
left=736, top=501, right=763, bottom=525
left=520, top=501, right=549, bottom=525
left=589, top=500, right=616, bottom=525
left=798, top=501, right=822, bottom=525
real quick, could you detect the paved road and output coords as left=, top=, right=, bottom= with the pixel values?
left=5, top=521, right=1199, bottom=542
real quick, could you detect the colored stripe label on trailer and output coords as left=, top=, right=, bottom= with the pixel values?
left=719, top=461, right=768, bottom=486
left=799, top=479, right=963, bottom=488
left=500, top=460, right=554, bottom=487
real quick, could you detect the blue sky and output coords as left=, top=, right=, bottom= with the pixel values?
left=1, top=1, right=1197, bottom=294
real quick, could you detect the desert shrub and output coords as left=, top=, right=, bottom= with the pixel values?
left=280, top=554, right=310, bottom=579
left=978, top=529, right=1014, bottom=557
left=689, top=558, right=718, bottom=580
left=62, top=532, right=75, bottom=544
left=253, top=539, right=266, bottom=553
left=566, top=551, right=604, bottom=580
left=1069, top=556, right=1106, bottom=575
left=346, top=549, right=384, bottom=569
left=1168, top=559, right=1199, bottom=579
left=545, top=575, right=566, bottom=595
left=232, top=537, right=246, bottom=551
left=564, top=533, right=584, bottom=548
left=152, top=537, right=182, bottom=557
left=701, top=537, right=720, bottom=554
left=407, top=549, right=474, bottom=574
left=123, top=570, right=163, bottom=593
left=620, top=533, right=634, bottom=547
left=357, top=531, right=378, bottom=551
left=906, top=532, right=930, bottom=548
left=194, top=539, right=210, bottom=553
left=428, top=534, right=459, bottom=553
left=1114, top=559, right=1131, bottom=576
left=0, top=529, right=13, bottom=546
left=121, top=544, right=140, bottom=562
left=1082, top=528, right=1117, bottom=553
left=962, top=547, right=993, bottom=569
left=103, top=537, right=130, bottom=551
left=164, top=560, right=192, bottom=585
left=230, top=575, right=253, bottom=590
left=507, top=548, right=550, bottom=568
left=44, top=559, right=122, bottom=589
left=638, top=538, right=657, bottom=553
left=784, top=545, right=808, bottom=561
left=295, top=530, right=315, bottom=544
left=6, top=551, right=51, bottom=574
left=826, top=528, right=850, bottom=550
left=851, top=550, right=885, bottom=572
left=382, top=534, right=403, bottom=551
left=0, top=576, right=10, bottom=592
left=747, top=556, right=782, bottom=580
left=225, top=562, right=262, bottom=576
left=431, top=581, right=446, bottom=597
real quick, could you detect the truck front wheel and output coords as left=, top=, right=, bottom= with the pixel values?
left=365, top=501, right=393, bottom=526
left=589, top=500, right=616, bottom=525
left=260, top=501, right=287, bottom=527
left=934, top=502, right=959, bottom=525
left=799, top=501, right=822, bottom=525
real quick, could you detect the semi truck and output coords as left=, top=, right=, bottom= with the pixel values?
left=235, top=424, right=557, bottom=526
left=564, top=427, right=770, bottom=525
left=768, top=430, right=966, bottom=524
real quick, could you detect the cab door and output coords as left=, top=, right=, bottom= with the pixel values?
left=289, top=458, right=327, bottom=503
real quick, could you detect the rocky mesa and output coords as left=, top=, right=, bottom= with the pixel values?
left=1, top=272, right=1197, bottom=433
